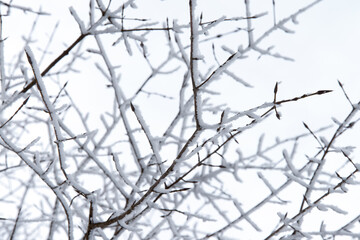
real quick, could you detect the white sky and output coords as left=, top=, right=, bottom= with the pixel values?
left=2, top=0, right=360, bottom=238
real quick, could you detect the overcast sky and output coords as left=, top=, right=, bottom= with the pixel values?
left=2, top=0, right=360, bottom=238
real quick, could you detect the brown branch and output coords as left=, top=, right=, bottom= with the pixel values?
left=89, top=129, right=200, bottom=230
left=21, top=33, right=89, bottom=93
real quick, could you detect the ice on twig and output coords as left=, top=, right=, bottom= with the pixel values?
left=131, top=102, right=164, bottom=172
left=258, top=172, right=275, bottom=194
left=307, top=157, right=321, bottom=164
left=355, top=164, right=360, bottom=171
left=126, top=32, right=146, bottom=42
left=123, top=33, right=133, bottom=55
left=100, top=114, right=109, bottom=129
left=69, top=7, right=86, bottom=34
left=172, top=20, right=183, bottom=33
left=67, top=174, right=91, bottom=195
left=316, top=203, right=328, bottom=211
left=224, top=70, right=253, bottom=87
left=327, top=204, right=347, bottom=214
left=118, top=219, right=141, bottom=232
left=320, top=136, right=328, bottom=146
left=112, top=153, right=142, bottom=193
left=340, top=183, right=348, bottom=193
left=277, top=23, right=295, bottom=34
left=291, top=15, right=299, bottom=24
left=316, top=203, right=347, bottom=215
left=284, top=172, right=310, bottom=188
left=283, top=149, right=300, bottom=176
left=277, top=212, right=290, bottom=224
left=233, top=200, right=261, bottom=232
left=200, top=16, right=226, bottom=35
left=222, top=45, right=235, bottom=54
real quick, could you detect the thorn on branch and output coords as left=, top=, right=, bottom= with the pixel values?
left=335, top=172, right=343, bottom=180
left=170, top=188, right=191, bottom=193
left=273, top=82, right=281, bottom=119
left=302, top=122, right=323, bottom=149
left=181, top=179, right=198, bottom=184
left=0, top=96, right=30, bottom=128
left=217, top=110, right=225, bottom=132
left=338, top=79, right=353, bottom=106
left=275, top=89, right=333, bottom=105
left=341, top=150, right=358, bottom=170
left=315, top=90, right=332, bottom=95
left=201, top=163, right=227, bottom=168
left=130, top=102, right=135, bottom=112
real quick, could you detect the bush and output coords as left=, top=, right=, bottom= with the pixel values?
left=0, top=0, right=359, bottom=239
